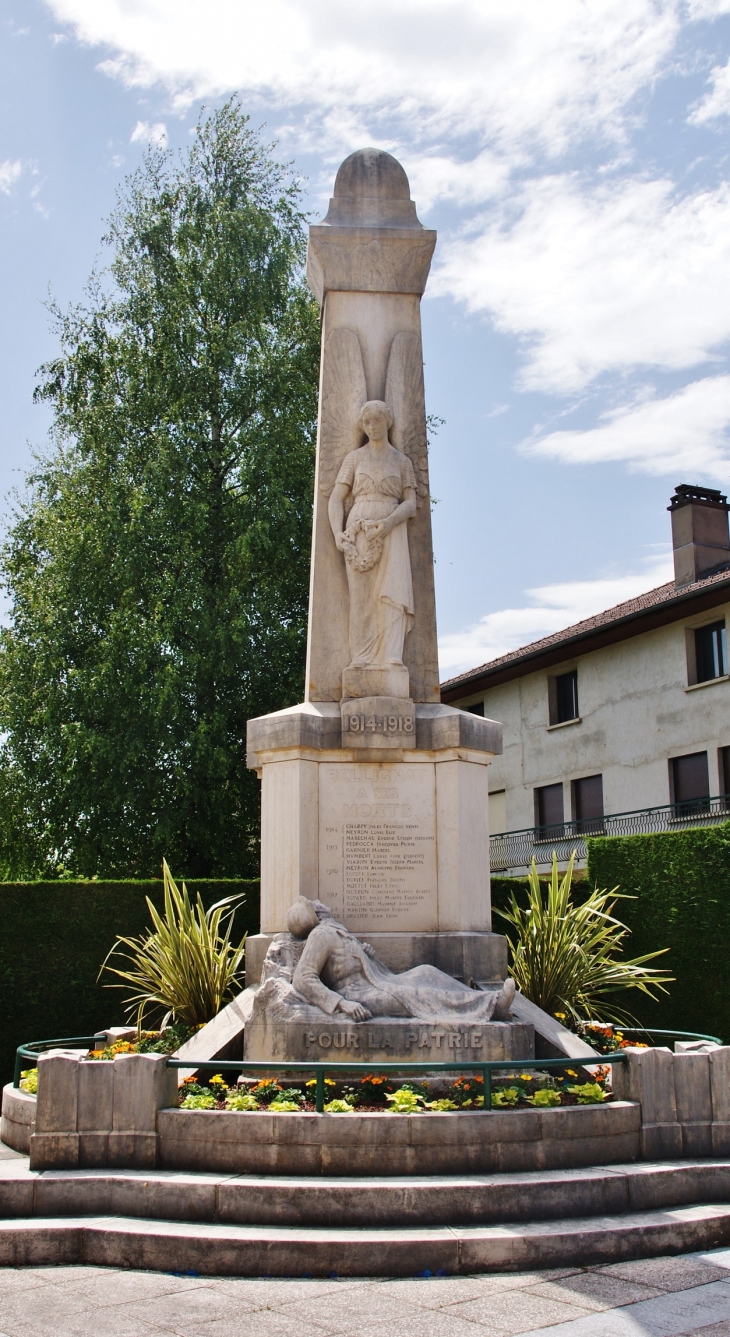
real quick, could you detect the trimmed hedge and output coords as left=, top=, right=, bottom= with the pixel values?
left=0, top=879, right=259, bottom=1084
left=586, top=824, right=730, bottom=1044
left=490, top=877, right=534, bottom=921
left=493, top=827, right=730, bottom=1041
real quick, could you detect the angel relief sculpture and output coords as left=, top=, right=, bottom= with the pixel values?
left=320, top=328, right=429, bottom=674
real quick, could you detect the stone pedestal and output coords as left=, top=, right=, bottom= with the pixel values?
left=246, top=700, right=505, bottom=988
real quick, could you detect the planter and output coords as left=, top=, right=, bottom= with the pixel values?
left=158, top=1100, right=641, bottom=1176
left=0, top=1086, right=35, bottom=1154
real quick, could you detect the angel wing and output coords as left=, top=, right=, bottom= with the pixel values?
left=385, top=331, right=429, bottom=506
left=318, top=328, right=367, bottom=497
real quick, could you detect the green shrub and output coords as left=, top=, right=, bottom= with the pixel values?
left=526, top=1088, right=562, bottom=1107
left=100, top=861, right=248, bottom=1029
left=180, top=1092, right=216, bottom=1110
left=225, top=1092, right=260, bottom=1111
left=385, top=1088, right=425, bottom=1114
left=0, top=877, right=258, bottom=1084
left=496, top=852, right=672, bottom=1024
left=587, top=823, right=730, bottom=1042
left=567, top=1082, right=606, bottom=1104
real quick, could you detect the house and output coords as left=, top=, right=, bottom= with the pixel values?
left=440, top=485, right=730, bottom=873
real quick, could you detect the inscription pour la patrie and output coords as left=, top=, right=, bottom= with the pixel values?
left=303, top=1029, right=487, bottom=1050
left=318, top=763, right=438, bottom=931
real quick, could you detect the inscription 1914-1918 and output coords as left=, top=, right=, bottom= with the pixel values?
left=345, top=714, right=414, bottom=735
left=340, top=698, right=416, bottom=749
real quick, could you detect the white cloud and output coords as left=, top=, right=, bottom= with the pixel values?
left=0, top=160, right=22, bottom=194
left=434, top=176, right=730, bottom=393
left=524, top=376, right=730, bottom=480
left=438, top=554, right=674, bottom=675
left=689, top=58, right=730, bottom=123
left=687, top=0, right=730, bottom=17
left=405, top=150, right=513, bottom=214
left=130, top=119, right=167, bottom=146
left=44, top=0, right=681, bottom=162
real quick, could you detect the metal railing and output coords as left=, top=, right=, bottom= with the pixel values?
left=491, top=800, right=730, bottom=872
left=12, top=1036, right=623, bottom=1108
left=598, top=1027, right=722, bottom=1046
left=13, top=1035, right=104, bottom=1089
left=12, top=1027, right=723, bottom=1111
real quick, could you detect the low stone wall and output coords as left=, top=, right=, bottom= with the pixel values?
left=613, top=1046, right=730, bottom=1158
left=158, top=1101, right=640, bottom=1176
left=4, top=1043, right=730, bottom=1177
left=0, top=1085, right=34, bottom=1154
left=27, top=1052, right=177, bottom=1171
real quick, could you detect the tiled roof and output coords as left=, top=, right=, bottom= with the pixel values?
left=441, top=566, right=730, bottom=693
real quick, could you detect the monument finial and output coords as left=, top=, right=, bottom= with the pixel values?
left=321, top=148, right=422, bottom=230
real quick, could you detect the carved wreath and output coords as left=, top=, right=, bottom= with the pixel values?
left=340, top=518, right=384, bottom=572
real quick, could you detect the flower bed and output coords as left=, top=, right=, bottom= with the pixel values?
left=177, top=1069, right=612, bottom=1113
left=86, top=1024, right=198, bottom=1061
left=575, top=1022, right=650, bottom=1054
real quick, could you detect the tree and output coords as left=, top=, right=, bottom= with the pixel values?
left=0, top=100, right=320, bottom=879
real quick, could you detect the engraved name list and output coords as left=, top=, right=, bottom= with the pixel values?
left=318, top=762, right=438, bottom=932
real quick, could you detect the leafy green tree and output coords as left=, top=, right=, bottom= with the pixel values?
left=0, top=100, right=319, bottom=878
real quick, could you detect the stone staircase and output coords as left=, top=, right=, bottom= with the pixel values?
left=1, top=1159, right=729, bottom=1275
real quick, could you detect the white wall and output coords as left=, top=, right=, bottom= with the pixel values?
left=456, top=603, right=730, bottom=833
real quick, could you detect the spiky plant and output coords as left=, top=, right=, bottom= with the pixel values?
left=99, top=859, right=247, bottom=1030
left=495, top=852, right=673, bottom=1025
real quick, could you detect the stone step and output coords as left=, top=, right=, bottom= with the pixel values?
left=1, top=1160, right=729, bottom=1228
left=1, top=1203, right=730, bottom=1275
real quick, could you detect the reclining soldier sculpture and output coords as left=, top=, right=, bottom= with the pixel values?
left=285, top=896, right=515, bottom=1024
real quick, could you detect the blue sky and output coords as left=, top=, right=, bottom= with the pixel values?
left=2, top=1, right=730, bottom=677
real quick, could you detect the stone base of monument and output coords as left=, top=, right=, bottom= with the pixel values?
left=243, top=1016, right=533, bottom=1063
left=4, top=1046, right=730, bottom=1274
left=246, top=701, right=502, bottom=948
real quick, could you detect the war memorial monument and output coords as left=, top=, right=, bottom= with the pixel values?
left=233, top=145, right=533, bottom=1063
left=3, top=148, right=730, bottom=1279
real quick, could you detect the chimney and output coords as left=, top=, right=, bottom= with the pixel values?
left=668, top=484, right=730, bottom=587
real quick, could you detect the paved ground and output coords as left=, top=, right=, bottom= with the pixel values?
left=0, top=1247, right=728, bottom=1336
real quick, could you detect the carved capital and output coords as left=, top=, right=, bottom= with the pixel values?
left=307, top=225, right=437, bottom=305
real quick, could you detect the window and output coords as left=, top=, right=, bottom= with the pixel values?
left=695, top=620, right=727, bottom=683
left=535, top=782, right=564, bottom=836
left=549, top=669, right=579, bottom=725
left=465, top=701, right=484, bottom=717
left=572, top=774, right=604, bottom=834
left=489, top=789, right=506, bottom=835
left=720, top=747, right=730, bottom=805
left=670, top=751, right=710, bottom=816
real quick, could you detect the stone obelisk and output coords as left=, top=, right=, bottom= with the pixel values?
left=305, top=148, right=439, bottom=706
left=246, top=149, right=506, bottom=991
